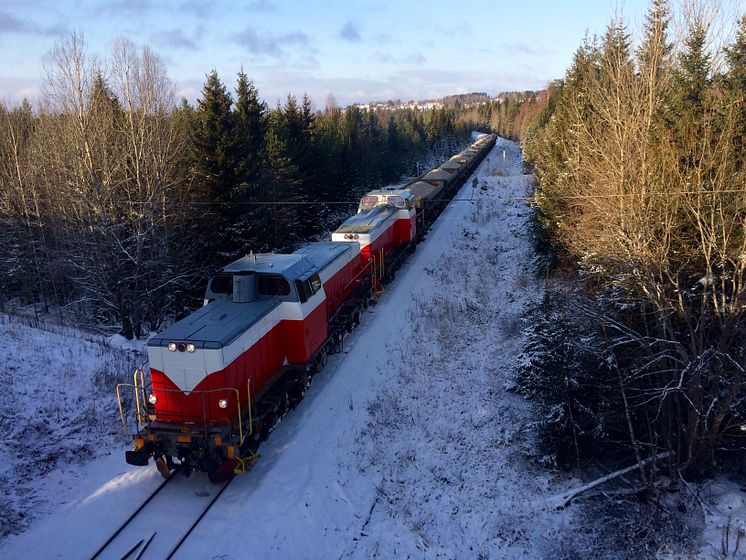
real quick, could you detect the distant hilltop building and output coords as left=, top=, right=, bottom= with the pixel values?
left=354, top=99, right=444, bottom=111
left=403, top=99, right=443, bottom=110
left=352, top=91, right=538, bottom=111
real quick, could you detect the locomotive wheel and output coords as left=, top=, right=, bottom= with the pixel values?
left=208, top=460, right=237, bottom=484
left=289, top=376, right=307, bottom=408
left=333, top=331, right=345, bottom=353
left=279, top=390, right=291, bottom=418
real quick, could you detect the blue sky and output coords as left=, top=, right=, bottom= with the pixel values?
left=0, top=0, right=652, bottom=107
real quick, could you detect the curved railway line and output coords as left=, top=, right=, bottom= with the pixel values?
left=90, top=134, right=496, bottom=558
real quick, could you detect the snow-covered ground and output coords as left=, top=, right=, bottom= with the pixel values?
left=1, top=138, right=571, bottom=559
left=180, top=138, right=577, bottom=560
left=5, top=138, right=733, bottom=559
left=0, top=314, right=142, bottom=538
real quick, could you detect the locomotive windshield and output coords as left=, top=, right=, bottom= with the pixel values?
left=359, top=195, right=378, bottom=209
left=258, top=274, right=291, bottom=296
left=387, top=195, right=405, bottom=208
left=210, top=274, right=232, bottom=294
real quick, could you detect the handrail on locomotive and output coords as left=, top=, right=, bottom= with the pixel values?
left=116, top=368, right=253, bottom=450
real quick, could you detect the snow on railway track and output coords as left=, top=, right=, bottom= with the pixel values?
left=1, top=138, right=577, bottom=560
left=177, top=138, right=574, bottom=559
left=88, top=475, right=231, bottom=560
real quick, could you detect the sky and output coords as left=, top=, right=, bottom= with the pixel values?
left=0, top=0, right=654, bottom=108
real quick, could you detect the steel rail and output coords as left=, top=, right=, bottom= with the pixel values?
left=165, top=478, right=234, bottom=559
left=88, top=475, right=174, bottom=560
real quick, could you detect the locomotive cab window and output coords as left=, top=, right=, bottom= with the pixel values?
left=295, top=273, right=321, bottom=304
left=309, top=273, right=321, bottom=294
left=359, top=196, right=378, bottom=209
left=387, top=195, right=405, bottom=208
left=210, top=274, right=232, bottom=294
left=258, top=274, right=291, bottom=296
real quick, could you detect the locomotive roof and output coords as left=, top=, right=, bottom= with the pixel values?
left=222, top=253, right=316, bottom=280
left=335, top=204, right=397, bottom=234
left=148, top=297, right=279, bottom=349
left=148, top=245, right=357, bottom=350
left=363, top=188, right=415, bottom=201
left=293, top=242, right=356, bottom=270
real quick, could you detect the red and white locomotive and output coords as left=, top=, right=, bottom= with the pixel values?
left=118, top=134, right=496, bottom=479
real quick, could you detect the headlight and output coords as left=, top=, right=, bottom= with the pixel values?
left=186, top=343, right=195, bottom=353
left=148, top=394, right=158, bottom=405
left=218, top=399, right=228, bottom=409
left=177, top=343, right=186, bottom=352
left=167, top=342, right=176, bottom=352
left=354, top=234, right=359, bottom=239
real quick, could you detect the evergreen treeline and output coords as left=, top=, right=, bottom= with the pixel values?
left=520, top=1, right=746, bottom=480
left=453, top=90, right=555, bottom=143
left=0, top=34, right=479, bottom=338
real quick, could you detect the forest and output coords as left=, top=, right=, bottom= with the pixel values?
left=0, top=34, right=484, bottom=340
left=518, top=0, right=746, bottom=483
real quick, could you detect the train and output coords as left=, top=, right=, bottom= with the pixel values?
left=117, top=133, right=497, bottom=481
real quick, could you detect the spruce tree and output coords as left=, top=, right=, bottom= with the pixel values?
left=234, top=70, right=268, bottom=194
left=383, top=115, right=402, bottom=183
left=192, top=70, right=236, bottom=204
left=638, top=0, right=672, bottom=77
left=264, top=112, right=301, bottom=248
left=672, top=19, right=711, bottom=125
left=725, top=16, right=746, bottom=168
left=191, top=70, right=237, bottom=261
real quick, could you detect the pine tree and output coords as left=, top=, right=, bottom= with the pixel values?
left=672, top=18, right=711, bottom=126
left=234, top=70, right=268, bottom=195
left=191, top=70, right=236, bottom=204
left=264, top=112, right=301, bottom=248
left=383, top=114, right=402, bottom=183
left=724, top=15, right=746, bottom=168
left=191, top=70, right=237, bottom=261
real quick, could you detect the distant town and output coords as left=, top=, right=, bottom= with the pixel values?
left=354, top=91, right=540, bottom=111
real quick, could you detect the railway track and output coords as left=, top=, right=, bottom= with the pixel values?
left=88, top=474, right=232, bottom=560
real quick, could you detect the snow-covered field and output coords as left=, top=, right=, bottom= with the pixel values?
left=0, top=314, right=142, bottom=538
left=2, top=138, right=736, bottom=559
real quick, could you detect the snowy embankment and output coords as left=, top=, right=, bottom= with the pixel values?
left=1, top=138, right=580, bottom=559
left=0, top=315, right=142, bottom=538
left=184, top=138, right=575, bottom=559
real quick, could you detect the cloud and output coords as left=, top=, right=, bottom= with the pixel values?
left=0, top=11, right=31, bottom=33
left=173, top=78, right=204, bottom=103
left=453, top=21, right=473, bottom=36
left=339, top=21, right=361, bottom=42
left=0, top=10, right=67, bottom=36
left=247, top=0, right=279, bottom=11
left=373, top=51, right=426, bottom=66
left=178, top=1, right=213, bottom=17
left=500, top=42, right=553, bottom=56
left=99, top=0, right=155, bottom=16
left=233, top=26, right=314, bottom=62
left=0, top=76, right=42, bottom=103
left=151, top=29, right=198, bottom=50
left=231, top=64, right=549, bottom=108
